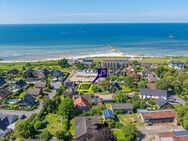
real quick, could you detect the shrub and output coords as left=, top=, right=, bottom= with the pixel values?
left=34, top=120, right=43, bottom=130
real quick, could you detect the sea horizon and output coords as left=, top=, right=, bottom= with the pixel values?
left=0, top=23, right=188, bottom=61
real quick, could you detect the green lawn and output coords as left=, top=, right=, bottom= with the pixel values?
left=45, top=113, right=64, bottom=135
left=119, top=83, right=132, bottom=93
left=112, top=129, right=125, bottom=141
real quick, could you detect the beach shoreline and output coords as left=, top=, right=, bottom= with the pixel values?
left=0, top=51, right=187, bottom=63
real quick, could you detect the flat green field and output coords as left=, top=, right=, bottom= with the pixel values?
left=44, top=113, right=65, bottom=135
left=112, top=129, right=125, bottom=141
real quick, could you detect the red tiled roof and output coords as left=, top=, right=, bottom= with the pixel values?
left=159, top=131, right=188, bottom=141
left=142, top=110, right=176, bottom=119
left=74, top=97, right=90, bottom=107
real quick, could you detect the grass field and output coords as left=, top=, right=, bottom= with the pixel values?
left=112, top=129, right=125, bottom=141
left=44, top=113, right=64, bottom=135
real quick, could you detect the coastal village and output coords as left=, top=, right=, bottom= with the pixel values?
left=0, top=57, right=188, bottom=141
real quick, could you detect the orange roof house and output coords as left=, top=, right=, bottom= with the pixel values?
left=155, top=130, right=188, bottom=141
left=138, top=109, right=177, bottom=125
left=74, top=96, right=90, bottom=112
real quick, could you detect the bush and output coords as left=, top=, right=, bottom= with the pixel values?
left=34, top=120, right=43, bottom=130
left=39, top=130, right=51, bottom=140
left=115, top=122, right=124, bottom=129
left=106, top=119, right=115, bottom=128
left=55, top=130, right=65, bottom=140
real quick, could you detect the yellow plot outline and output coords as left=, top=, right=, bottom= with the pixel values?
left=77, top=82, right=93, bottom=93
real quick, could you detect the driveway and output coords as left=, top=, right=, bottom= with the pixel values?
left=0, top=102, right=43, bottom=117
left=138, top=124, right=185, bottom=141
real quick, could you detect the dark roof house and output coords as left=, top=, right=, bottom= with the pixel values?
left=0, top=89, right=11, bottom=99
left=111, top=103, right=134, bottom=113
left=23, top=69, right=34, bottom=78
left=155, top=98, right=172, bottom=109
left=7, top=69, right=19, bottom=76
left=0, top=78, right=6, bottom=88
left=34, top=69, right=49, bottom=78
left=18, top=94, right=36, bottom=107
left=0, top=114, right=18, bottom=131
left=74, top=116, right=100, bottom=141
left=11, top=79, right=27, bottom=90
left=51, top=70, right=64, bottom=78
left=64, top=81, right=76, bottom=89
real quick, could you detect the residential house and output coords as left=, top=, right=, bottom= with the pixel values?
left=64, top=88, right=78, bottom=97
left=74, top=116, right=100, bottom=141
left=11, top=79, right=27, bottom=91
left=27, top=88, right=42, bottom=96
left=25, top=77, right=37, bottom=83
left=51, top=70, right=64, bottom=79
left=18, top=94, right=36, bottom=107
left=0, top=114, right=18, bottom=132
left=155, top=98, right=172, bottom=109
left=142, top=71, right=158, bottom=82
left=141, top=63, right=152, bottom=69
left=138, top=109, right=177, bottom=125
left=34, top=69, right=49, bottom=79
left=64, top=81, right=76, bottom=89
left=155, top=130, right=188, bottom=141
left=35, top=81, right=47, bottom=89
left=82, top=94, right=101, bottom=105
left=102, top=109, right=115, bottom=120
left=7, top=69, right=19, bottom=76
left=74, top=96, right=90, bottom=112
left=23, top=69, right=34, bottom=78
left=82, top=59, right=93, bottom=66
left=169, top=61, right=185, bottom=70
left=0, top=89, right=11, bottom=100
left=0, top=78, right=6, bottom=88
left=97, top=94, right=113, bottom=103
left=102, top=60, right=129, bottom=69
left=76, top=70, right=98, bottom=77
left=111, top=103, right=134, bottom=114
left=139, top=88, right=169, bottom=99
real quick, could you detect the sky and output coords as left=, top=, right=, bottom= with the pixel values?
left=0, top=0, right=188, bottom=24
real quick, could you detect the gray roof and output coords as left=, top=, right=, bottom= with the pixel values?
left=0, top=114, right=18, bottom=131
left=75, top=116, right=99, bottom=139
left=0, top=89, right=11, bottom=98
left=140, top=88, right=168, bottom=97
left=111, top=103, right=134, bottom=110
left=156, top=98, right=168, bottom=108
left=35, top=81, right=47, bottom=88
left=172, top=130, right=188, bottom=137
left=27, top=88, right=42, bottom=96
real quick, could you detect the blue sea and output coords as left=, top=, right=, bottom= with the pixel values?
left=0, top=23, right=188, bottom=61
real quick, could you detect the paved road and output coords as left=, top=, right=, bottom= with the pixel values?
left=0, top=102, right=43, bottom=117
left=173, top=95, right=185, bottom=105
